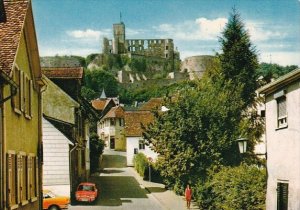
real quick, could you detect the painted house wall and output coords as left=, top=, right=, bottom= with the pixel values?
left=265, top=81, right=300, bottom=210
left=3, top=30, right=41, bottom=210
left=126, top=136, right=158, bottom=166
left=43, top=76, right=78, bottom=124
left=42, top=118, right=70, bottom=186
left=98, top=118, right=126, bottom=151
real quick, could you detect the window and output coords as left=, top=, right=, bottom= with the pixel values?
left=7, top=151, right=18, bottom=208
left=166, top=46, right=169, bottom=50
left=12, top=67, right=21, bottom=113
left=139, top=140, right=145, bottom=150
left=277, top=97, right=287, bottom=128
left=119, top=118, right=124, bottom=126
left=110, top=118, right=115, bottom=126
left=277, top=182, right=288, bottom=210
left=27, top=154, right=38, bottom=201
left=24, top=77, right=32, bottom=118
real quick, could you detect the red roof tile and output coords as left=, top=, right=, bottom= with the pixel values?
left=91, top=99, right=109, bottom=111
left=42, top=67, right=83, bottom=79
left=124, top=111, right=154, bottom=137
left=0, top=0, right=29, bottom=76
left=139, top=98, right=163, bottom=111
left=103, top=106, right=124, bottom=119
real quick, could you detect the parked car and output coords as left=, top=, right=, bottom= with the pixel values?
left=43, top=189, right=70, bottom=210
left=75, top=182, right=98, bottom=203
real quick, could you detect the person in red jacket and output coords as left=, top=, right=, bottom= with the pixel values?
left=185, top=184, right=192, bottom=209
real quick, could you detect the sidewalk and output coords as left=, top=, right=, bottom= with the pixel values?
left=129, top=167, right=199, bottom=210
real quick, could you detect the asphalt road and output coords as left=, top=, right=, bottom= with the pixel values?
left=69, top=150, right=163, bottom=210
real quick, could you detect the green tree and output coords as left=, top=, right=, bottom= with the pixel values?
left=90, top=133, right=105, bottom=172
left=81, top=68, right=119, bottom=100
left=195, top=165, right=266, bottom=210
left=256, top=62, right=298, bottom=85
left=143, top=9, right=263, bottom=195
left=219, top=8, right=258, bottom=107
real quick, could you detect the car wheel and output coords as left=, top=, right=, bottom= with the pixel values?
left=48, top=205, right=60, bottom=210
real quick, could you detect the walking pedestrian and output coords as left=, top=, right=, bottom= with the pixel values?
left=185, top=184, right=192, bottom=209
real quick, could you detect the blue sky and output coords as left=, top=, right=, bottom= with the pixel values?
left=32, top=0, right=300, bottom=66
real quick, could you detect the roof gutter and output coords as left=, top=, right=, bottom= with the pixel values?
left=0, top=71, right=17, bottom=105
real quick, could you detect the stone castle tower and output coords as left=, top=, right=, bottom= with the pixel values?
left=102, top=22, right=179, bottom=61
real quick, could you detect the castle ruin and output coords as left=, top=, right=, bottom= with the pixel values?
left=102, top=22, right=179, bottom=62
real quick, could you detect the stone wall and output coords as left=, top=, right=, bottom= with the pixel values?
left=181, top=55, right=215, bottom=80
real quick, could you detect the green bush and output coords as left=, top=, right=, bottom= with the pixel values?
left=133, top=153, right=148, bottom=178
left=195, top=164, right=266, bottom=210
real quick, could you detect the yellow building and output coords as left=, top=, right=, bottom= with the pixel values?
left=0, top=1, right=44, bottom=210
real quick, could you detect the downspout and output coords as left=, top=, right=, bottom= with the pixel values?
left=69, top=143, right=78, bottom=204
left=38, top=82, right=46, bottom=210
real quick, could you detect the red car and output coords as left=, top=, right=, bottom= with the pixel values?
left=75, top=182, right=98, bottom=203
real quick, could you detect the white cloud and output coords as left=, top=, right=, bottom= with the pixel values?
left=39, top=47, right=99, bottom=57
left=66, top=29, right=111, bottom=41
left=246, top=22, right=287, bottom=42
left=195, top=18, right=228, bottom=40
left=259, top=52, right=300, bottom=66
left=154, top=18, right=227, bottom=41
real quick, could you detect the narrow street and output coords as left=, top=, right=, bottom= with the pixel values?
left=69, top=150, right=164, bottom=210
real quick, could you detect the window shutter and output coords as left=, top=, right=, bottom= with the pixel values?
left=17, top=155, right=22, bottom=204
left=277, top=182, right=288, bottom=210
left=277, top=97, right=286, bottom=118
left=35, top=157, right=39, bottom=197
left=7, top=154, right=12, bottom=207
left=20, top=71, right=24, bottom=112
left=27, top=156, right=31, bottom=199
left=29, top=80, right=33, bottom=117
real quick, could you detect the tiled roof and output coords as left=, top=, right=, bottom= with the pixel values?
left=0, top=0, right=29, bottom=75
left=42, top=67, right=84, bottom=79
left=139, top=98, right=163, bottom=111
left=125, top=111, right=154, bottom=137
left=91, top=99, right=110, bottom=111
left=103, top=106, right=124, bottom=119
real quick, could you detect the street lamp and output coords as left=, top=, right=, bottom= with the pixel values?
left=236, top=137, right=247, bottom=154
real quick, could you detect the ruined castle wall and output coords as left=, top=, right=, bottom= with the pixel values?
left=181, top=55, right=215, bottom=80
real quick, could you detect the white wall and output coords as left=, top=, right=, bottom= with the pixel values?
left=43, top=118, right=70, bottom=186
left=265, top=82, right=300, bottom=210
left=126, top=136, right=158, bottom=166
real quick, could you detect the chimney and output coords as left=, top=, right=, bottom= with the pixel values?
left=0, top=0, right=6, bottom=23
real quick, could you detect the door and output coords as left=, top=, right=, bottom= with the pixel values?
left=110, top=137, right=115, bottom=149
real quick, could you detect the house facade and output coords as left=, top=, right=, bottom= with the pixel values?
left=258, top=68, right=300, bottom=210
left=97, top=106, right=125, bottom=150
left=0, top=1, right=44, bottom=209
left=125, top=111, right=157, bottom=166
left=42, top=67, right=91, bottom=202
left=42, top=76, right=80, bottom=197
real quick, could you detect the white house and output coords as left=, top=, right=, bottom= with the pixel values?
left=42, top=76, right=80, bottom=196
left=258, top=68, right=300, bottom=210
left=42, top=117, right=73, bottom=196
left=97, top=106, right=126, bottom=150
left=125, top=111, right=158, bottom=166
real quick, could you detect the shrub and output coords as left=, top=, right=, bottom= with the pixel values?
left=195, top=164, right=266, bottom=210
left=90, top=133, right=105, bottom=172
left=133, top=153, right=148, bottom=178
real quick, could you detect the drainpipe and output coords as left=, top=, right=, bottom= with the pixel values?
left=69, top=143, right=78, bottom=204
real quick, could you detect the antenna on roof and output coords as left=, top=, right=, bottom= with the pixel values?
left=120, top=12, right=122, bottom=23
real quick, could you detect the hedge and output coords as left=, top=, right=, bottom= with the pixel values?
left=195, top=164, right=266, bottom=210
